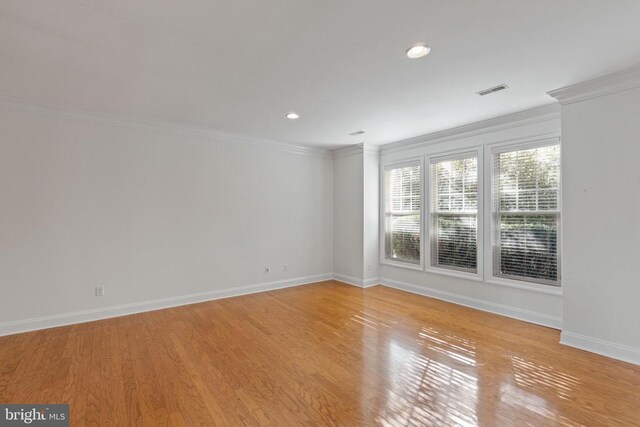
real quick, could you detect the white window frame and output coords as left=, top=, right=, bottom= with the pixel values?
left=379, top=157, right=424, bottom=270
left=425, top=148, right=483, bottom=281
left=484, top=137, right=562, bottom=294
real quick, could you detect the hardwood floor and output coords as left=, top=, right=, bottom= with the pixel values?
left=1, top=281, right=639, bottom=426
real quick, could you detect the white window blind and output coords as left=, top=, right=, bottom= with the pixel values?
left=430, top=154, right=478, bottom=272
left=493, top=144, right=560, bottom=285
left=384, top=162, right=421, bottom=264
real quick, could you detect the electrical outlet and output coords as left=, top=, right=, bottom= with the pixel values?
left=95, top=286, right=105, bottom=297
left=264, top=266, right=270, bottom=274
left=284, top=264, right=288, bottom=272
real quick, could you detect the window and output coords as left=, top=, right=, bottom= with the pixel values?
left=383, top=161, right=421, bottom=265
left=492, top=143, right=560, bottom=285
left=380, top=138, right=561, bottom=290
left=430, top=153, right=479, bottom=273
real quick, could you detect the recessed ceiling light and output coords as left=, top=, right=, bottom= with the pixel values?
left=285, top=112, right=300, bottom=120
left=405, top=43, right=431, bottom=59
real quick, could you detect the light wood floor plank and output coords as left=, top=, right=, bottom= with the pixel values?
left=1, top=280, right=639, bottom=426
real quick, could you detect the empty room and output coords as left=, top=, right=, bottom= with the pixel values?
left=2, top=1, right=640, bottom=425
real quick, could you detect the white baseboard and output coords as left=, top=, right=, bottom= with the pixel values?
left=379, top=277, right=563, bottom=330
left=333, top=273, right=379, bottom=288
left=6, top=271, right=638, bottom=366
left=363, top=277, right=380, bottom=287
left=0, top=273, right=333, bottom=337
left=560, top=331, right=640, bottom=366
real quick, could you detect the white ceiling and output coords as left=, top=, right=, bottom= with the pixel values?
left=2, top=0, right=640, bottom=148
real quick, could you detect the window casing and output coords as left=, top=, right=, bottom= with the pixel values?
left=429, top=152, right=479, bottom=273
left=379, top=137, right=561, bottom=291
left=491, top=143, right=561, bottom=286
left=382, top=161, right=422, bottom=266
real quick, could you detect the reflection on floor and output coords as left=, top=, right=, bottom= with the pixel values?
left=0, top=280, right=638, bottom=426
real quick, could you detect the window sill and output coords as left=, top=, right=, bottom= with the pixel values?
left=379, top=259, right=423, bottom=271
left=424, top=267, right=483, bottom=282
left=484, top=278, right=563, bottom=296
left=380, top=262, right=563, bottom=295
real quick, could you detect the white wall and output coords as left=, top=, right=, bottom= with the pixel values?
left=332, top=147, right=364, bottom=282
left=378, top=107, right=563, bottom=328
left=559, top=86, right=640, bottom=363
left=363, top=148, right=380, bottom=282
left=0, top=105, right=333, bottom=333
left=332, top=144, right=380, bottom=286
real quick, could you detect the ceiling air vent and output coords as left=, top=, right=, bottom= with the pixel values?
left=476, top=84, right=509, bottom=96
left=349, top=130, right=365, bottom=136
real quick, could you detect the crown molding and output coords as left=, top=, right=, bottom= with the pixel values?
left=332, top=143, right=364, bottom=158
left=380, top=103, right=560, bottom=155
left=548, top=63, right=640, bottom=105
left=363, top=143, right=381, bottom=156
left=333, top=142, right=381, bottom=159
left=0, top=94, right=331, bottom=157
